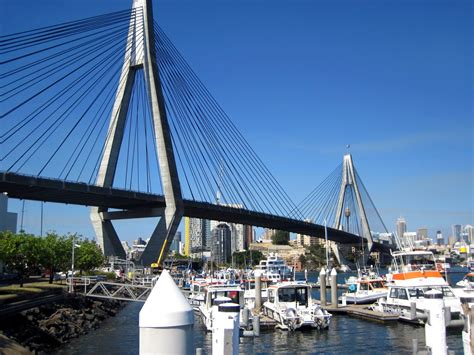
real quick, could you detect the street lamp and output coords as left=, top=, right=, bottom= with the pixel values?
left=69, top=235, right=80, bottom=293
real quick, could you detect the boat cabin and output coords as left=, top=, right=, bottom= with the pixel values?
left=267, top=284, right=311, bottom=307
left=204, top=286, right=245, bottom=309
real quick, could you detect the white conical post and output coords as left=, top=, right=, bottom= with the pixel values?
left=139, top=270, right=194, bottom=354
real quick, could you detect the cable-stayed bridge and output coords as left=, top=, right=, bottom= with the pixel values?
left=0, top=0, right=394, bottom=266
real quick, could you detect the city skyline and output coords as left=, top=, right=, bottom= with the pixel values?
left=1, top=0, right=472, bottom=244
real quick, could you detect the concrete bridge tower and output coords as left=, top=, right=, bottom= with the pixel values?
left=90, top=0, right=183, bottom=266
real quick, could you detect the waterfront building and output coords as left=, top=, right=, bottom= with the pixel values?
left=296, top=234, right=325, bottom=247
left=452, top=224, right=462, bottom=242
left=0, top=193, right=17, bottom=233
left=396, top=217, right=407, bottom=242
left=211, top=223, right=232, bottom=264
left=436, top=231, right=444, bottom=246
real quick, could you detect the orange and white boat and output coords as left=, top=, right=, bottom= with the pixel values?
left=376, top=249, right=463, bottom=327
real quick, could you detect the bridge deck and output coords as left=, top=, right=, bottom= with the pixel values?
left=0, top=172, right=392, bottom=252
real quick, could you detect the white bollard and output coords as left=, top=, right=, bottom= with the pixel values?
left=424, top=289, right=446, bottom=355
left=331, top=268, right=338, bottom=308
left=460, top=296, right=474, bottom=355
left=212, top=302, right=240, bottom=355
left=255, top=275, right=262, bottom=312
left=320, top=268, right=327, bottom=306
left=139, top=270, right=194, bottom=355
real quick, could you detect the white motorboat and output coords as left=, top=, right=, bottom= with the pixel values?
left=241, top=278, right=270, bottom=309
left=342, top=272, right=387, bottom=304
left=455, top=272, right=474, bottom=288
left=263, top=281, right=331, bottom=331
left=198, top=284, right=251, bottom=331
left=376, top=249, right=463, bottom=327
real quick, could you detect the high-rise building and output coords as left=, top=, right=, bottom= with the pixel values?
left=416, top=228, right=428, bottom=241
left=452, top=224, right=462, bottom=242
left=436, top=231, right=444, bottom=246
left=184, top=217, right=210, bottom=254
left=210, top=220, right=247, bottom=254
left=0, top=194, right=17, bottom=233
left=465, top=225, right=474, bottom=244
left=245, top=225, right=254, bottom=249
left=170, top=231, right=182, bottom=254
left=396, top=217, right=407, bottom=242
left=211, top=223, right=232, bottom=264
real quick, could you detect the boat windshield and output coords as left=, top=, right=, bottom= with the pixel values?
left=278, top=287, right=308, bottom=306
left=370, top=281, right=385, bottom=289
left=466, top=275, right=474, bottom=282
left=400, top=254, right=436, bottom=271
left=407, top=286, right=455, bottom=298
left=210, top=290, right=241, bottom=306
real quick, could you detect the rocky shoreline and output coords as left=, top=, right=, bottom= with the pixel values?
left=0, top=296, right=124, bottom=354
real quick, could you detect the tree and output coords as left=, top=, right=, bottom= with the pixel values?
left=232, top=250, right=264, bottom=268
left=0, top=231, right=42, bottom=287
left=40, top=233, right=71, bottom=284
left=75, top=238, right=105, bottom=273
left=272, top=230, right=290, bottom=245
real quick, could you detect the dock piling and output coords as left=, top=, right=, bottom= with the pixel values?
left=330, top=268, right=338, bottom=308
left=320, top=268, right=326, bottom=306
left=212, top=303, right=240, bottom=355
left=255, top=275, right=262, bottom=312
left=424, top=290, right=446, bottom=355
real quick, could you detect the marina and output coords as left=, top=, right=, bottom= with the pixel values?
left=52, top=270, right=468, bottom=354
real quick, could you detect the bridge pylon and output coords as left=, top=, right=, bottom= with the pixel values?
left=331, top=154, right=373, bottom=266
left=90, top=0, right=183, bottom=266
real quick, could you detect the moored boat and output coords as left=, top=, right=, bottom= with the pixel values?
left=263, top=281, right=331, bottom=331
left=342, top=272, right=387, bottom=304
left=198, top=284, right=252, bottom=331
left=377, top=249, right=463, bottom=327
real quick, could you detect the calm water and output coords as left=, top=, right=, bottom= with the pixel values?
left=55, top=271, right=466, bottom=354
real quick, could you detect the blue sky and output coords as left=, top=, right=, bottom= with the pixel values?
left=2, top=0, right=472, bottom=242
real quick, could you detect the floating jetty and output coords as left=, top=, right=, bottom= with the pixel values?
left=322, top=304, right=399, bottom=323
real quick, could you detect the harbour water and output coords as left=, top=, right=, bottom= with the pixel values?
left=55, top=271, right=466, bottom=354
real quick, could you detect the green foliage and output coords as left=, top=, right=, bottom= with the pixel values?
left=232, top=250, right=264, bottom=268
left=271, top=230, right=289, bottom=245
left=0, top=231, right=106, bottom=284
left=75, top=238, right=105, bottom=273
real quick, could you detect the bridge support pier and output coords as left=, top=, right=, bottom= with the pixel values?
left=90, top=0, right=183, bottom=266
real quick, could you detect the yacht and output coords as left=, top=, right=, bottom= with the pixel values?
left=254, top=253, right=293, bottom=282
left=263, top=281, right=332, bottom=331
left=376, top=249, right=463, bottom=327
